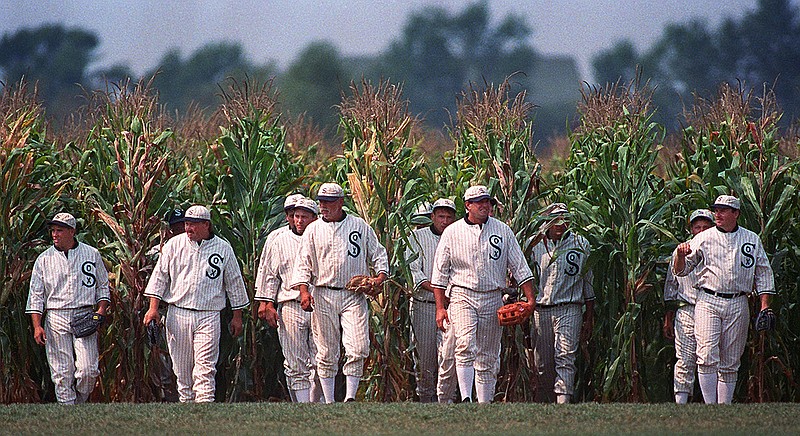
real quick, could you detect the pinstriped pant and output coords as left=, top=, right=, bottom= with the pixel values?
left=44, top=308, right=99, bottom=405
left=278, top=300, right=317, bottom=391
left=410, top=298, right=438, bottom=402
left=694, top=291, right=749, bottom=383
left=533, top=304, right=581, bottom=401
left=450, top=288, right=503, bottom=386
left=437, top=307, right=458, bottom=403
left=311, top=287, right=369, bottom=379
left=673, top=305, right=697, bottom=394
left=165, top=306, right=220, bottom=403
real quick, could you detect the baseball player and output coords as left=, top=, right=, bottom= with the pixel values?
left=255, top=197, right=322, bottom=403
left=143, top=205, right=250, bottom=403
left=431, top=185, right=535, bottom=403
left=529, top=203, right=594, bottom=404
left=406, top=198, right=457, bottom=402
left=291, top=182, right=389, bottom=403
left=663, top=208, right=714, bottom=404
left=26, top=212, right=110, bottom=405
left=674, top=195, right=774, bottom=404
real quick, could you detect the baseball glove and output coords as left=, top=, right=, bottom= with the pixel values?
left=346, top=275, right=379, bottom=297
left=497, top=301, right=533, bottom=326
left=71, top=312, right=105, bottom=338
left=754, top=308, right=777, bottom=331
left=146, top=320, right=164, bottom=349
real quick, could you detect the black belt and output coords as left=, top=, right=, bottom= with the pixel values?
left=412, top=297, right=436, bottom=304
left=536, top=302, right=580, bottom=309
left=702, top=288, right=747, bottom=299
left=317, top=285, right=344, bottom=291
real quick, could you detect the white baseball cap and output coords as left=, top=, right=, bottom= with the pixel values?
left=432, top=198, right=457, bottom=213
left=184, top=205, right=211, bottom=222
left=689, top=209, right=714, bottom=223
left=294, top=198, right=319, bottom=215
left=284, top=193, right=305, bottom=211
left=48, top=212, right=76, bottom=229
left=711, top=195, right=740, bottom=210
left=317, top=183, right=345, bottom=201
left=412, top=201, right=433, bottom=217
left=464, top=185, right=492, bottom=202
left=543, top=202, right=569, bottom=217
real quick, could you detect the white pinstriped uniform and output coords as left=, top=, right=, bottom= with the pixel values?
left=437, top=306, right=459, bottom=403
left=255, top=226, right=290, bottom=293
left=144, top=233, right=249, bottom=403
left=407, top=226, right=444, bottom=402
left=26, top=242, right=110, bottom=405
left=291, top=214, right=389, bottom=380
left=254, top=228, right=318, bottom=394
left=431, top=217, right=533, bottom=402
left=664, top=247, right=701, bottom=396
left=678, top=226, right=774, bottom=392
left=530, top=232, right=594, bottom=402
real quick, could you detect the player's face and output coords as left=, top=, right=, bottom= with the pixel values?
left=690, top=218, right=714, bottom=236
left=185, top=220, right=211, bottom=242
left=713, top=206, right=739, bottom=231
left=546, top=220, right=569, bottom=240
left=50, top=225, right=76, bottom=251
left=431, top=208, right=456, bottom=234
left=285, top=209, right=296, bottom=230
left=465, top=198, right=492, bottom=223
left=293, top=209, right=317, bottom=235
left=318, top=198, right=344, bottom=221
left=169, top=222, right=186, bottom=237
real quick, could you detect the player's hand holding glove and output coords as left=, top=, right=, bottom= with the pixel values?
left=146, top=320, right=164, bottom=349
left=754, top=308, right=777, bottom=332
left=346, top=275, right=381, bottom=297
left=71, top=311, right=106, bottom=338
left=497, top=301, right=533, bottom=326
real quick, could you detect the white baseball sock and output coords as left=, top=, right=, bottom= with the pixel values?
left=294, top=388, right=310, bottom=403
left=698, top=372, right=718, bottom=404
left=475, top=382, right=493, bottom=404
left=345, top=375, right=360, bottom=401
left=675, top=392, right=689, bottom=404
left=456, top=366, right=474, bottom=401
left=717, top=381, right=736, bottom=404
left=310, top=377, right=323, bottom=403
left=320, top=377, right=336, bottom=404
left=556, top=394, right=571, bottom=404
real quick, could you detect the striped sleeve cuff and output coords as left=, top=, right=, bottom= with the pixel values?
left=517, top=276, right=534, bottom=286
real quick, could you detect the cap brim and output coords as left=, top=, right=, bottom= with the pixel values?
left=711, top=204, right=737, bottom=211
left=47, top=220, right=74, bottom=229
left=184, top=217, right=209, bottom=223
left=295, top=206, right=318, bottom=215
left=317, top=195, right=343, bottom=201
left=465, top=194, right=492, bottom=202
left=168, top=218, right=186, bottom=225
left=432, top=206, right=456, bottom=213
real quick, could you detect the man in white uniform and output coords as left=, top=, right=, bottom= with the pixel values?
left=27, top=212, right=110, bottom=405
left=674, top=195, right=774, bottom=404
left=143, top=205, right=250, bottom=403
left=292, top=182, right=389, bottom=403
left=255, top=197, right=322, bottom=403
left=406, top=198, right=457, bottom=402
left=530, top=203, right=594, bottom=404
left=663, top=208, right=714, bottom=404
left=431, top=185, right=535, bottom=403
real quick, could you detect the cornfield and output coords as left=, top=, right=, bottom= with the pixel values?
left=1, top=75, right=798, bottom=404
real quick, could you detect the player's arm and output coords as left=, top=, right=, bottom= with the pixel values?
left=257, top=248, right=280, bottom=328
left=662, top=254, right=679, bottom=339
left=94, top=252, right=111, bottom=316
left=754, top=239, right=775, bottom=310
left=366, top=225, right=390, bottom=285
left=406, top=234, right=430, bottom=291
left=673, top=240, right=701, bottom=277
left=293, top=233, right=315, bottom=311
left=26, top=259, right=47, bottom=344
left=432, top=285, right=450, bottom=332
left=430, top=236, right=452, bottom=332
left=143, top=247, right=171, bottom=325
left=222, top=246, right=249, bottom=337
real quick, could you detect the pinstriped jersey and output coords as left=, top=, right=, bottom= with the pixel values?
left=26, top=242, right=111, bottom=314
left=254, top=228, right=313, bottom=303
left=431, top=217, right=533, bottom=292
left=254, top=226, right=290, bottom=300
left=406, top=226, right=440, bottom=302
left=530, top=232, right=595, bottom=305
left=664, top=247, right=700, bottom=305
left=678, top=226, right=775, bottom=295
left=291, top=214, right=389, bottom=289
left=144, top=233, right=250, bottom=310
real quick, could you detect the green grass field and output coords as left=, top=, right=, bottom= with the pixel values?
left=1, top=403, right=799, bottom=435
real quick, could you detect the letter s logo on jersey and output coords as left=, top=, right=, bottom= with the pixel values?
left=206, top=254, right=223, bottom=279
left=81, top=261, right=97, bottom=287
left=740, top=243, right=755, bottom=268
left=348, top=231, right=362, bottom=258
left=565, top=250, right=581, bottom=276
left=489, top=235, right=503, bottom=260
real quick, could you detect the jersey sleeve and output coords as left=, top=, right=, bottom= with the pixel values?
left=753, top=239, right=776, bottom=295
left=93, top=249, right=111, bottom=304
left=430, top=232, right=452, bottom=289
left=144, top=244, right=171, bottom=300
left=256, top=243, right=281, bottom=303
left=406, top=232, right=428, bottom=289
left=676, top=237, right=703, bottom=277
left=222, top=245, right=250, bottom=310
left=26, top=256, right=46, bottom=314
left=290, top=231, right=314, bottom=288
left=254, top=240, right=274, bottom=301
left=506, top=226, right=533, bottom=286
left=663, top=251, right=680, bottom=302
left=366, top=224, right=389, bottom=276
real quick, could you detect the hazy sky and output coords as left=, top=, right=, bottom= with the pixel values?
left=0, top=0, right=785, bottom=81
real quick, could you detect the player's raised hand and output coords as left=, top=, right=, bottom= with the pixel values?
left=676, top=242, right=692, bottom=257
